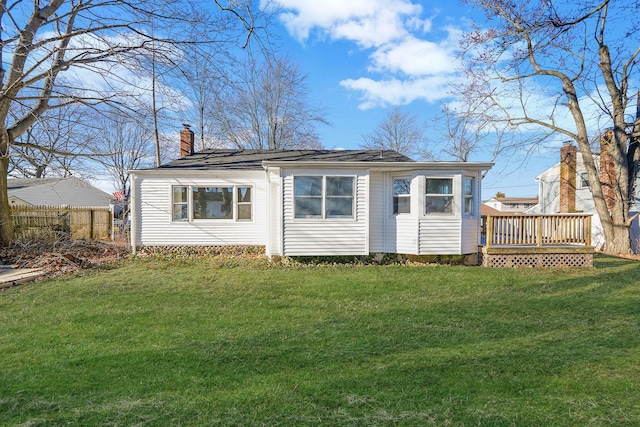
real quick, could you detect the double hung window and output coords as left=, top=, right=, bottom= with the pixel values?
left=393, top=178, right=411, bottom=214
left=464, top=177, right=475, bottom=215
left=294, top=176, right=354, bottom=219
left=580, top=172, right=590, bottom=189
left=425, top=178, right=453, bottom=214
left=172, top=186, right=189, bottom=221
left=172, top=185, right=252, bottom=221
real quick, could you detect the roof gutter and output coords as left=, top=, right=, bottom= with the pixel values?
left=261, top=160, right=495, bottom=172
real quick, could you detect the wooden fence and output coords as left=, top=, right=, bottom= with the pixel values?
left=484, top=214, right=592, bottom=247
left=11, top=205, right=112, bottom=240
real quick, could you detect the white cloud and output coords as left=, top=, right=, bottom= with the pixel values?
left=370, top=32, right=460, bottom=76
left=273, top=0, right=423, bottom=46
left=340, top=76, right=451, bottom=109
left=272, top=0, right=462, bottom=109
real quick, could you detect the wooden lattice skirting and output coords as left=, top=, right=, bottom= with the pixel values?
left=479, top=246, right=595, bottom=268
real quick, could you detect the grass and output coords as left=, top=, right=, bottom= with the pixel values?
left=1, top=255, right=639, bottom=426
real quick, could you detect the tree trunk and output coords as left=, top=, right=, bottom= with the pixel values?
left=0, top=155, right=15, bottom=246
left=604, top=221, right=633, bottom=255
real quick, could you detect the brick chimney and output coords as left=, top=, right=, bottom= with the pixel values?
left=559, top=143, right=577, bottom=213
left=180, top=124, right=194, bottom=158
left=599, top=130, right=616, bottom=210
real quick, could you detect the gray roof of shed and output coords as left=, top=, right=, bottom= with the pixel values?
left=155, top=149, right=414, bottom=170
left=8, top=177, right=113, bottom=207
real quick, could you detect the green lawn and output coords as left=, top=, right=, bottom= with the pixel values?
left=1, top=255, right=639, bottom=426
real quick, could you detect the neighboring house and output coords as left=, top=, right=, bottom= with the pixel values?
left=8, top=177, right=114, bottom=208
left=482, top=197, right=539, bottom=216
left=525, top=143, right=640, bottom=252
left=129, top=126, right=494, bottom=259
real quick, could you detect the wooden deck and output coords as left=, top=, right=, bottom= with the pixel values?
left=480, top=214, right=595, bottom=267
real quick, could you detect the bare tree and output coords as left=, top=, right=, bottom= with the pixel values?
left=9, top=103, right=95, bottom=179
left=435, top=101, right=514, bottom=163
left=178, top=52, right=224, bottom=151
left=460, top=0, right=640, bottom=255
left=92, top=114, right=155, bottom=198
left=361, top=107, right=432, bottom=160
left=213, top=54, right=329, bottom=150
left=0, top=0, right=265, bottom=245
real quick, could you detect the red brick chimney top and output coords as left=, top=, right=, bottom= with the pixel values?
left=180, top=124, right=194, bottom=158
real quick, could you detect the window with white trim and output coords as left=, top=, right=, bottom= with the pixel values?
left=294, top=176, right=354, bottom=219
left=393, top=178, right=411, bottom=214
left=193, top=187, right=233, bottom=219
left=464, top=177, right=475, bottom=215
left=579, top=172, right=590, bottom=189
left=171, top=185, right=252, bottom=221
left=425, top=178, right=453, bottom=214
left=172, top=186, right=189, bottom=221
left=237, top=187, right=252, bottom=220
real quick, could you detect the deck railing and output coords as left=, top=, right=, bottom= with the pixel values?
left=484, top=214, right=592, bottom=247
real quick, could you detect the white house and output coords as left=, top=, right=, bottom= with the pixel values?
left=526, top=143, right=640, bottom=252
left=482, top=197, right=539, bottom=215
left=129, top=127, right=494, bottom=260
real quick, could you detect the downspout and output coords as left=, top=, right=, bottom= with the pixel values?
left=130, top=172, right=137, bottom=255
left=263, top=164, right=271, bottom=259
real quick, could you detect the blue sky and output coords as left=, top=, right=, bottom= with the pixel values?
left=263, top=0, right=557, bottom=200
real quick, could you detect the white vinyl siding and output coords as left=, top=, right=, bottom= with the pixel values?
left=392, top=217, right=419, bottom=254
left=461, top=217, right=480, bottom=253
left=419, top=217, right=461, bottom=254
left=133, top=171, right=267, bottom=247
left=282, top=170, right=368, bottom=256
left=368, top=171, right=385, bottom=253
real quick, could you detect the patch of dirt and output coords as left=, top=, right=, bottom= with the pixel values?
left=0, top=238, right=131, bottom=280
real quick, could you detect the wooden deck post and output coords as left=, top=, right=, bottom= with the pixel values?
left=486, top=215, right=493, bottom=248
left=586, top=215, right=592, bottom=247
left=536, top=215, right=543, bottom=247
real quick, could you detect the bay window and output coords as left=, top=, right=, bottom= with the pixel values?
left=464, top=177, right=475, bottom=215
left=393, top=178, right=411, bottom=214
left=425, top=178, right=453, bottom=214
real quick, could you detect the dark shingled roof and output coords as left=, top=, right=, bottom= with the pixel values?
left=155, top=149, right=415, bottom=170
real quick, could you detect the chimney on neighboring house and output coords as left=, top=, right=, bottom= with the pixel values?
left=180, top=124, right=195, bottom=158
left=559, top=143, right=577, bottom=213
left=600, top=130, right=616, bottom=210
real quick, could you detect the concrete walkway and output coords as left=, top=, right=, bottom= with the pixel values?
left=0, top=266, right=46, bottom=289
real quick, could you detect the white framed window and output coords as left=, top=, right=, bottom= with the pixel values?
left=171, top=185, right=252, bottom=222
left=425, top=177, right=453, bottom=214
left=172, top=186, right=189, bottom=221
left=393, top=177, right=411, bottom=214
left=464, top=177, right=475, bottom=215
left=294, top=176, right=323, bottom=218
left=237, top=187, right=252, bottom=220
left=579, top=172, right=590, bottom=189
left=193, top=187, right=233, bottom=219
left=294, top=175, right=354, bottom=219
